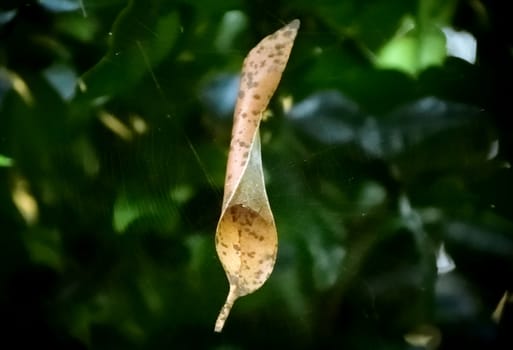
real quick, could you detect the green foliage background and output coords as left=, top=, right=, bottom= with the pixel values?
left=1, top=0, right=512, bottom=349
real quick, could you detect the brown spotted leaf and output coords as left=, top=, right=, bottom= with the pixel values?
left=214, top=19, right=300, bottom=332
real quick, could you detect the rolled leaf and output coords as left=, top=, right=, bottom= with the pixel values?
left=214, top=19, right=300, bottom=332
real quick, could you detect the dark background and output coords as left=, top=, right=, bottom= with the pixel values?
left=1, top=0, right=512, bottom=349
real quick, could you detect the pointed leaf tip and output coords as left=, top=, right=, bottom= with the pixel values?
left=288, top=19, right=300, bottom=30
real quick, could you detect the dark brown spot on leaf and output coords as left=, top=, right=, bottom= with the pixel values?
left=283, top=30, right=293, bottom=38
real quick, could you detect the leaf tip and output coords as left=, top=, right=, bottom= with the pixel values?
left=288, top=19, right=300, bottom=30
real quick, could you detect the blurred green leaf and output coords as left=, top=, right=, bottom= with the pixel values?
left=77, top=0, right=180, bottom=102
left=55, top=13, right=100, bottom=42
left=112, top=188, right=181, bottom=234
left=0, top=154, right=13, bottom=167
left=22, top=227, right=63, bottom=270
left=375, top=17, right=447, bottom=75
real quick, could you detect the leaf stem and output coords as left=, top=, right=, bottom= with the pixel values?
left=214, top=285, right=238, bottom=332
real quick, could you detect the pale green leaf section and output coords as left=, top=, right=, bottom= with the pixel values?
left=375, top=16, right=446, bottom=75
left=0, top=154, right=13, bottom=167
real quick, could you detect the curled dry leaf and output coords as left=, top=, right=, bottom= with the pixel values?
left=214, top=19, right=300, bottom=332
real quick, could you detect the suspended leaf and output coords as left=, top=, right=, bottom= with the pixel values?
left=214, top=19, right=300, bottom=332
